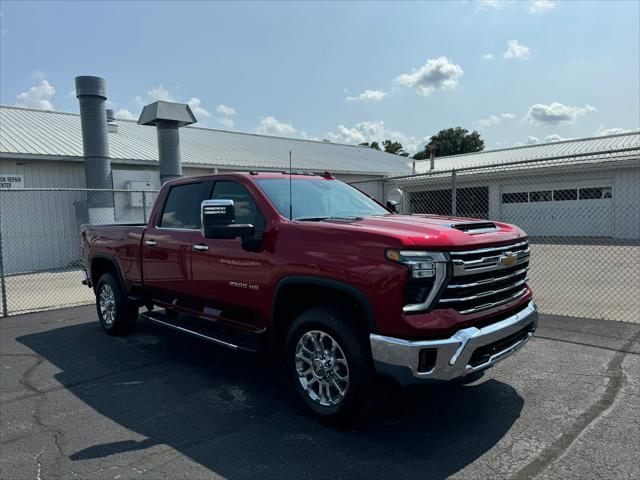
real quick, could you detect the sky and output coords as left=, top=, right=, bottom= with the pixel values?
left=1, top=0, right=639, bottom=153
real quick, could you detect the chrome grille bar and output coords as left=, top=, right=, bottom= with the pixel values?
left=458, top=288, right=528, bottom=315
left=446, top=266, right=529, bottom=289
left=439, top=278, right=528, bottom=303
left=448, top=240, right=529, bottom=256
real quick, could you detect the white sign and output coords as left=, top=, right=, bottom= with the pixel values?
left=0, top=174, right=24, bottom=189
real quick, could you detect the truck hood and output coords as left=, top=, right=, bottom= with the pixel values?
left=322, top=214, right=526, bottom=249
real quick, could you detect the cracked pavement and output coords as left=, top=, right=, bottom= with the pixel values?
left=1, top=306, right=639, bottom=479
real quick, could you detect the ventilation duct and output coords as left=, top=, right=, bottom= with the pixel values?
left=75, top=76, right=115, bottom=223
left=138, top=101, right=197, bottom=184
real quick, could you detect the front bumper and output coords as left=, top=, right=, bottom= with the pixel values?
left=370, top=301, right=537, bottom=385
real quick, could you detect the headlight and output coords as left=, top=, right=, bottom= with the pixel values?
left=386, top=250, right=449, bottom=312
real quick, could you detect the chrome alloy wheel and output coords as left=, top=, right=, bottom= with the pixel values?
left=295, top=330, right=349, bottom=407
left=99, top=283, right=116, bottom=327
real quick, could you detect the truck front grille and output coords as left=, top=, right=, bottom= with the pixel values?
left=437, top=240, right=530, bottom=314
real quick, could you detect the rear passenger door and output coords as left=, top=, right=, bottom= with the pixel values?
left=142, top=181, right=212, bottom=307
left=190, top=180, right=267, bottom=329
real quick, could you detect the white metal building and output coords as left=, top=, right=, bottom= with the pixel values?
left=395, top=133, right=640, bottom=240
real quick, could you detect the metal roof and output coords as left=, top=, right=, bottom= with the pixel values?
left=0, top=106, right=412, bottom=176
left=413, top=131, right=640, bottom=173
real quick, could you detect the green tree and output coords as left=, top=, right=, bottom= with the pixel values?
left=382, top=140, right=409, bottom=156
left=359, top=141, right=381, bottom=150
left=413, top=127, right=484, bottom=159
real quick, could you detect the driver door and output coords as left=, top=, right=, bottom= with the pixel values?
left=190, top=180, right=267, bottom=329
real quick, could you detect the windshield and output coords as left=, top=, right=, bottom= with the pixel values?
left=254, top=178, right=390, bottom=220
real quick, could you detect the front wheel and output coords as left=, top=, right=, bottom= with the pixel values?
left=96, top=273, right=138, bottom=335
left=285, top=306, right=376, bottom=424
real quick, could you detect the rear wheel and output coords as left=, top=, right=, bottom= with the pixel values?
left=285, top=306, right=376, bottom=424
left=96, top=273, right=138, bottom=335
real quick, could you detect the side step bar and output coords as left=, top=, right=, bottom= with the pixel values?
left=140, top=310, right=262, bottom=353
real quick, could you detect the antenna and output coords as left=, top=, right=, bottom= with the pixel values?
left=289, top=150, right=293, bottom=220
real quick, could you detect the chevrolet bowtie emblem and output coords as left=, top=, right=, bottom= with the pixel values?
left=499, top=252, right=518, bottom=267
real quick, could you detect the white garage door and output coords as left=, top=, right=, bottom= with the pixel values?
left=500, top=179, right=613, bottom=237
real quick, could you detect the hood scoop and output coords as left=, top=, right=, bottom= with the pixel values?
left=451, top=221, right=498, bottom=234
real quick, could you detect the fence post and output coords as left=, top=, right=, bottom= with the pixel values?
left=451, top=169, right=457, bottom=216
left=0, top=193, right=8, bottom=318
left=142, top=191, right=148, bottom=223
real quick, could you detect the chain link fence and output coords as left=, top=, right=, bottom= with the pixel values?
left=353, top=149, right=640, bottom=323
left=0, top=188, right=158, bottom=317
left=0, top=148, right=638, bottom=323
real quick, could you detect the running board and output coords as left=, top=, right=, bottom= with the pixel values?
left=140, top=310, right=262, bottom=353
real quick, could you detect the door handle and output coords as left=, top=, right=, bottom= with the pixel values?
left=193, top=244, right=209, bottom=252
left=144, top=239, right=157, bottom=246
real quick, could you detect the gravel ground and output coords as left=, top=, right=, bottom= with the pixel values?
left=1, top=306, right=639, bottom=479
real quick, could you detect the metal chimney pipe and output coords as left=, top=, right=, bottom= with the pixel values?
left=429, top=145, right=436, bottom=170
left=156, top=122, right=182, bottom=184
left=75, top=76, right=114, bottom=223
left=138, top=101, right=197, bottom=185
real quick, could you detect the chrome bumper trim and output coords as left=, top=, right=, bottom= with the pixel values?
left=370, top=300, right=537, bottom=385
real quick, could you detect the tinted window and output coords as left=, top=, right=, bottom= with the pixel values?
left=159, top=182, right=210, bottom=229
left=553, top=189, right=578, bottom=201
left=530, top=191, right=551, bottom=202
left=212, top=181, right=265, bottom=232
left=502, top=192, right=528, bottom=203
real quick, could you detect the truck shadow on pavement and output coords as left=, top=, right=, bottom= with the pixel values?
left=18, top=317, right=524, bottom=479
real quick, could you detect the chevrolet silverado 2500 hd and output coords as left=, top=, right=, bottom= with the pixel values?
left=82, top=172, right=537, bottom=421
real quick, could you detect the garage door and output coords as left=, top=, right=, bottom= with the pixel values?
left=499, top=180, right=613, bottom=237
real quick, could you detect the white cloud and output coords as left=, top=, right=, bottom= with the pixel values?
left=216, top=104, right=236, bottom=116
left=473, top=112, right=516, bottom=128
left=147, top=85, right=174, bottom=102
left=395, top=57, right=464, bottom=96
left=326, top=120, right=424, bottom=154
left=481, top=53, right=494, bottom=60
left=346, top=89, right=387, bottom=103
left=217, top=117, right=235, bottom=129
left=594, top=125, right=632, bottom=136
left=256, top=116, right=298, bottom=137
left=115, top=108, right=137, bottom=120
left=504, top=40, right=530, bottom=59
left=528, top=0, right=555, bottom=14
left=187, top=97, right=211, bottom=118
left=214, top=104, right=236, bottom=129
left=525, top=102, right=596, bottom=125
left=525, top=134, right=571, bottom=145
left=15, top=79, right=55, bottom=110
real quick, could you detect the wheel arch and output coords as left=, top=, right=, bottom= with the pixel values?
left=90, top=254, right=126, bottom=293
left=270, top=275, right=376, bottom=355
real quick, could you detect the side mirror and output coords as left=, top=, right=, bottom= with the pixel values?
left=201, top=199, right=255, bottom=239
left=386, top=188, right=404, bottom=214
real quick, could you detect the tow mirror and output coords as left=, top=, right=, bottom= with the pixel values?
left=201, top=199, right=255, bottom=239
left=386, top=188, right=404, bottom=213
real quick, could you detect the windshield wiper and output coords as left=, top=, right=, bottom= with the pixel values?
left=295, top=215, right=363, bottom=222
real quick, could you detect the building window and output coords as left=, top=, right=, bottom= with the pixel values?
left=502, top=192, right=528, bottom=203
left=530, top=191, right=552, bottom=202
left=553, top=189, right=578, bottom=201
left=579, top=187, right=612, bottom=200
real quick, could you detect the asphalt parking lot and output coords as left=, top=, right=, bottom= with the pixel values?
left=1, top=306, right=639, bottom=479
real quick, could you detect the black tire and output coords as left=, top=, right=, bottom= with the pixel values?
left=285, top=306, right=376, bottom=424
left=95, top=272, right=138, bottom=335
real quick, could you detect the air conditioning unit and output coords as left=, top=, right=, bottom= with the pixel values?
left=126, top=181, right=154, bottom=208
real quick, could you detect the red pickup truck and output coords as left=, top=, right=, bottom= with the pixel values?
left=82, top=172, right=537, bottom=422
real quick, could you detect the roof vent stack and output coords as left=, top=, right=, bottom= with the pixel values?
left=430, top=145, right=436, bottom=171
left=74, top=75, right=115, bottom=223
left=138, top=101, right=197, bottom=184
left=106, top=109, right=118, bottom=134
